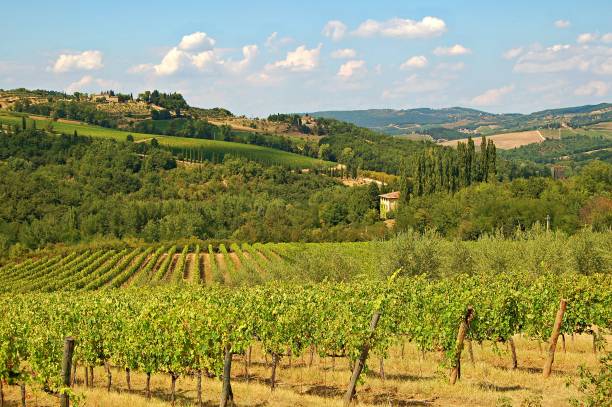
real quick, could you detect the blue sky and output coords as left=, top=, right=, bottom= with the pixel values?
left=1, top=0, right=611, bottom=116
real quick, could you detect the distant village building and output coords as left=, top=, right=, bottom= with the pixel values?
left=551, top=165, right=566, bottom=180
left=90, top=93, right=119, bottom=103
left=379, top=191, right=400, bottom=219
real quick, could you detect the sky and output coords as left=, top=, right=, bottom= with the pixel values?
left=1, top=0, right=611, bottom=116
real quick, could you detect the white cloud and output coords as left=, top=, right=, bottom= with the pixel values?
left=144, top=32, right=258, bottom=76
left=433, top=44, right=471, bottom=56
left=337, top=60, right=366, bottom=79
left=65, top=75, right=118, bottom=93
left=514, top=43, right=612, bottom=74
left=503, top=47, right=523, bottom=60
left=354, top=16, right=446, bottom=38
left=435, top=62, right=465, bottom=72
left=382, top=74, right=448, bottom=98
left=265, top=32, right=293, bottom=49
left=331, top=48, right=356, bottom=59
left=178, top=32, right=215, bottom=51
left=222, top=45, right=258, bottom=73
left=154, top=47, right=191, bottom=75
left=603, top=33, right=612, bottom=43
left=268, top=44, right=322, bottom=72
left=127, top=63, right=152, bottom=74
left=577, top=33, right=599, bottom=44
left=400, top=55, right=428, bottom=69
left=574, top=81, right=609, bottom=96
left=322, top=20, right=347, bottom=41
left=554, top=20, right=571, bottom=29
left=470, top=85, right=515, bottom=106
left=51, top=50, right=103, bottom=73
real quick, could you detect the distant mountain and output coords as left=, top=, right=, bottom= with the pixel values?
left=311, top=104, right=612, bottom=138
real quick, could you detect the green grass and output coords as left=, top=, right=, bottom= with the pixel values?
left=0, top=111, right=333, bottom=169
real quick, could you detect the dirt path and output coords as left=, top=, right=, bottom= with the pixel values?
left=121, top=251, right=152, bottom=288
left=203, top=253, right=212, bottom=285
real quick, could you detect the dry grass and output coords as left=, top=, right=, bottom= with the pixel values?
left=2, top=334, right=607, bottom=406
left=442, top=130, right=545, bottom=150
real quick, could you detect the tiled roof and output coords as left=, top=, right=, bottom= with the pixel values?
left=379, top=191, right=400, bottom=199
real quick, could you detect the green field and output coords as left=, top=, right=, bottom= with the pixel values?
left=0, top=111, right=333, bottom=168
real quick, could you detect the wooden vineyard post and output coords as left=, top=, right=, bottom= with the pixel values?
left=508, top=337, right=518, bottom=369
left=543, top=299, right=567, bottom=378
left=219, top=346, right=234, bottom=407
left=467, top=339, right=475, bottom=365
left=450, top=307, right=475, bottom=385
left=60, top=337, right=76, bottom=407
left=197, top=370, right=203, bottom=407
left=343, top=311, right=381, bottom=406
left=0, top=378, right=4, bottom=407
left=270, top=353, right=280, bottom=391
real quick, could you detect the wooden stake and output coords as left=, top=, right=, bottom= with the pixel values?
left=146, top=373, right=151, bottom=399
left=467, top=340, right=475, bottom=365
left=20, top=383, right=26, bottom=407
left=509, top=337, right=518, bottom=369
left=105, top=362, right=112, bottom=392
left=219, top=346, right=234, bottom=407
left=60, top=337, right=75, bottom=407
left=450, top=307, right=475, bottom=385
left=379, top=358, right=385, bottom=380
left=125, top=368, right=131, bottom=391
left=543, top=299, right=567, bottom=378
left=343, top=311, right=381, bottom=406
left=170, top=374, right=177, bottom=406
left=270, top=353, right=280, bottom=391
left=197, top=370, right=203, bottom=407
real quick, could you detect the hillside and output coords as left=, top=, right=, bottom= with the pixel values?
left=312, top=104, right=612, bottom=137
left=0, top=111, right=332, bottom=169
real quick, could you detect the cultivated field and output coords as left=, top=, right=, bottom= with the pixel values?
left=0, top=111, right=332, bottom=169
left=441, top=130, right=545, bottom=150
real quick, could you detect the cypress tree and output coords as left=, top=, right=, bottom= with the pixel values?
left=21, top=117, right=26, bottom=130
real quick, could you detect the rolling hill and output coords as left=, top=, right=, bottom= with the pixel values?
left=312, top=103, right=612, bottom=137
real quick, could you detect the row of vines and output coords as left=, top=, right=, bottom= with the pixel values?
left=1, top=270, right=610, bottom=405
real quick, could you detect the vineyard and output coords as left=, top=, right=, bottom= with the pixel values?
left=0, top=232, right=611, bottom=406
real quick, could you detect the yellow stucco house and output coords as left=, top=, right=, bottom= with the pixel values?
left=379, top=191, right=400, bottom=219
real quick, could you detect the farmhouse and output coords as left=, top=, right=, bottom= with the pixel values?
left=379, top=191, right=400, bottom=219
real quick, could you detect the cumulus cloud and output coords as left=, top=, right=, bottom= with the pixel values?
left=470, top=85, right=515, bottom=106
left=222, top=45, right=258, bottom=73
left=337, top=60, right=366, bottom=79
left=178, top=32, right=215, bottom=51
left=52, top=50, right=103, bottom=73
left=331, top=48, right=356, bottom=59
left=354, top=16, right=446, bottom=38
left=65, top=75, right=117, bottom=93
left=433, top=44, right=471, bottom=56
left=400, top=55, right=428, bottom=69
left=574, top=81, right=609, bottom=96
left=554, top=20, right=571, bottom=29
left=268, top=44, right=322, bottom=72
left=577, top=33, right=598, bottom=44
left=514, top=43, right=612, bottom=74
left=322, top=20, right=347, bottom=41
left=603, top=33, right=612, bottom=43
left=142, top=32, right=257, bottom=76
left=265, top=32, right=293, bottom=49
left=503, top=47, right=523, bottom=60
